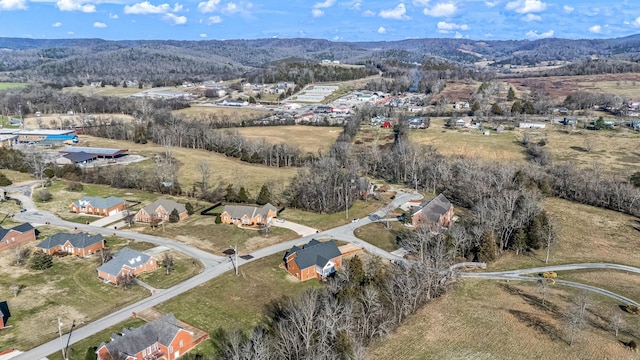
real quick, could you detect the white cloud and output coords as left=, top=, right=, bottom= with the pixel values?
left=412, top=0, right=430, bottom=6
left=67, top=31, right=74, bottom=35
left=124, top=1, right=171, bottom=14
left=505, top=0, right=546, bottom=14
left=526, top=29, right=553, bottom=38
left=200, top=33, right=207, bottom=37
left=93, top=22, right=107, bottom=28
left=349, top=1, right=361, bottom=10
left=56, top=0, right=95, bottom=12
left=423, top=2, right=456, bottom=17
left=197, top=0, right=220, bottom=13
left=362, top=9, right=375, bottom=17
left=313, top=0, right=335, bottom=9
left=52, top=21, right=62, bottom=27
left=632, top=16, right=640, bottom=27
left=588, top=25, right=601, bottom=33
left=311, top=8, right=323, bottom=17
left=0, top=0, right=27, bottom=11
left=221, top=2, right=237, bottom=13
left=377, top=26, right=386, bottom=34
left=522, top=13, right=541, bottom=21
left=563, top=4, right=573, bottom=13
left=172, top=3, right=182, bottom=12
left=379, top=3, right=409, bottom=20
left=437, top=21, right=468, bottom=31
left=164, top=13, right=186, bottom=24
left=207, top=15, right=222, bottom=24
left=109, top=13, right=118, bottom=19
left=454, top=31, right=463, bottom=39
left=484, top=1, right=498, bottom=7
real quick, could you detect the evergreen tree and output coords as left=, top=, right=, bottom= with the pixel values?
left=349, top=255, right=366, bottom=287
left=511, top=101, right=523, bottom=114
left=507, top=86, right=516, bottom=101
left=0, top=172, right=12, bottom=186
left=512, top=227, right=528, bottom=255
left=490, top=103, right=504, bottom=115
left=84, top=347, right=97, bottom=360
left=478, top=231, right=497, bottom=263
left=225, top=184, right=238, bottom=203
left=169, top=208, right=180, bottom=223
left=256, top=184, right=272, bottom=205
left=30, top=250, right=53, bottom=270
left=237, top=186, right=249, bottom=203
left=523, top=100, right=535, bottom=114
left=185, top=202, right=194, bottom=215
left=527, top=214, right=545, bottom=250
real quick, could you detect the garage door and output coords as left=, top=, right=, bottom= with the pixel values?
left=108, top=209, right=119, bottom=216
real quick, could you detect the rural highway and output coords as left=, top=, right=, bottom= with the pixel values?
left=10, top=188, right=421, bottom=360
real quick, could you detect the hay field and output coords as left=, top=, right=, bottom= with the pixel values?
left=174, top=105, right=270, bottom=122
left=23, top=113, right=134, bottom=129
left=77, top=135, right=298, bottom=193
left=408, top=118, right=527, bottom=162
left=62, top=85, right=144, bottom=98
left=234, top=126, right=341, bottom=153
left=369, top=280, right=635, bottom=359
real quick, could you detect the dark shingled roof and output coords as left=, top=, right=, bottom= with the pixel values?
left=101, top=313, right=187, bottom=357
left=0, top=301, right=10, bottom=327
left=0, top=223, right=34, bottom=241
left=73, top=196, right=125, bottom=210
left=286, top=239, right=341, bottom=270
left=35, top=232, right=104, bottom=250
left=63, top=151, right=96, bottom=163
left=97, top=247, right=151, bottom=277
left=412, top=194, right=452, bottom=223
left=222, top=203, right=277, bottom=220
left=141, top=199, right=186, bottom=216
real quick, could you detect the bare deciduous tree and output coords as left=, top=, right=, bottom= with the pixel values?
left=10, top=243, right=29, bottom=266
left=10, top=284, right=23, bottom=297
left=197, top=161, right=211, bottom=194
left=610, top=312, right=624, bottom=337
left=163, top=253, right=174, bottom=275
left=96, top=247, right=112, bottom=265
left=117, top=272, right=134, bottom=289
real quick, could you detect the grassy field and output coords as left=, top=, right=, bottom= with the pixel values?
left=234, top=125, right=341, bottom=153
left=0, top=232, right=148, bottom=351
left=0, top=169, right=33, bottom=183
left=62, top=85, right=150, bottom=98
left=369, top=279, right=637, bottom=359
left=22, top=113, right=134, bottom=129
left=174, top=105, right=270, bottom=122
left=0, top=82, right=28, bottom=90
left=137, top=250, right=203, bottom=289
left=279, top=195, right=393, bottom=231
left=131, top=213, right=298, bottom=255
left=155, top=253, right=325, bottom=355
left=77, top=135, right=298, bottom=194
left=354, top=221, right=404, bottom=252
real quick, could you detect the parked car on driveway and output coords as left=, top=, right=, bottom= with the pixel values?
left=351, top=218, right=359, bottom=223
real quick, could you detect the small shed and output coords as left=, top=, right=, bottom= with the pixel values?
left=382, top=121, right=392, bottom=129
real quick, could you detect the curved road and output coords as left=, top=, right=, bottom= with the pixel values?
left=12, top=189, right=422, bottom=360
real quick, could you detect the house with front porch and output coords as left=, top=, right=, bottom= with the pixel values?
left=283, top=239, right=342, bottom=281
left=135, top=199, right=188, bottom=223
left=220, top=203, right=277, bottom=226
left=70, top=196, right=126, bottom=216
left=34, top=232, right=105, bottom=257
left=97, top=247, right=157, bottom=285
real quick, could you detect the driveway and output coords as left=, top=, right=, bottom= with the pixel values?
left=271, top=220, right=318, bottom=236
left=89, top=211, right=126, bottom=227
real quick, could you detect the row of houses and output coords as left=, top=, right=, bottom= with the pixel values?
left=69, top=196, right=188, bottom=223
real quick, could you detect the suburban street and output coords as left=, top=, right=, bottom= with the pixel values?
left=9, top=186, right=640, bottom=359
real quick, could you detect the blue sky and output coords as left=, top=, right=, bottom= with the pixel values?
left=1, top=0, right=639, bottom=41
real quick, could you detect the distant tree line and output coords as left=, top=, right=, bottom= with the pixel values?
left=244, top=62, right=376, bottom=88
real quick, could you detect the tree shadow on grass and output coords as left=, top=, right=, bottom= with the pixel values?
left=570, top=146, right=588, bottom=152
left=508, top=309, right=565, bottom=343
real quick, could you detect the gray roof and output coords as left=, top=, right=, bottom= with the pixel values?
left=35, top=232, right=104, bottom=250
left=413, top=194, right=452, bottom=223
left=286, top=239, right=342, bottom=269
left=63, top=152, right=96, bottom=163
left=222, top=203, right=276, bottom=219
left=97, top=247, right=152, bottom=277
left=142, top=199, right=186, bottom=216
left=0, top=223, right=34, bottom=241
left=73, top=196, right=125, bottom=210
left=101, top=313, right=186, bottom=356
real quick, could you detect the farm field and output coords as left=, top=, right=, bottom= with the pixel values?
left=0, top=233, right=149, bottom=351
left=76, top=135, right=298, bottom=194
left=0, top=82, right=28, bottom=90
left=174, top=105, right=270, bottom=123
left=22, top=113, right=134, bottom=129
left=63, top=85, right=159, bottom=97
left=234, top=125, right=341, bottom=153
left=368, top=279, right=636, bottom=359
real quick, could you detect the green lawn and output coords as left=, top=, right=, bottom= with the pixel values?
left=279, top=196, right=391, bottom=230
left=137, top=251, right=204, bottom=289
left=48, top=318, right=147, bottom=360
left=155, top=254, right=324, bottom=356
left=0, top=82, right=28, bottom=90
left=354, top=221, right=404, bottom=252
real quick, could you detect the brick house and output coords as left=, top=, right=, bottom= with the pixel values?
left=34, top=232, right=105, bottom=257
left=220, top=203, right=277, bottom=226
left=96, top=313, right=196, bottom=360
left=411, top=194, right=454, bottom=231
left=0, top=301, right=10, bottom=329
left=70, top=196, right=126, bottom=216
left=0, top=223, right=36, bottom=252
left=97, top=247, right=157, bottom=285
left=135, top=199, right=188, bottom=223
left=283, top=239, right=343, bottom=281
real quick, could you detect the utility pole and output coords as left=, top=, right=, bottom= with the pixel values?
left=57, top=317, right=66, bottom=360
left=234, top=244, right=238, bottom=276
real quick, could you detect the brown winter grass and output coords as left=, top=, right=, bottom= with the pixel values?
left=354, top=221, right=403, bottom=252
left=1, top=169, right=33, bottom=183
left=0, top=234, right=148, bottom=351
left=136, top=250, right=204, bottom=289
left=22, top=113, right=135, bottom=129
left=63, top=85, right=145, bottom=97
left=369, top=279, right=637, bottom=359
left=489, top=197, right=640, bottom=271
left=558, top=270, right=640, bottom=304
left=173, top=105, right=269, bottom=121
left=77, top=135, right=298, bottom=194
left=233, top=125, right=341, bottom=153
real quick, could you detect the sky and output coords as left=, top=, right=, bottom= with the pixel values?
left=1, top=0, right=639, bottom=41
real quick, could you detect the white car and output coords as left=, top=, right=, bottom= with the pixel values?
left=276, top=218, right=285, bottom=223
left=351, top=218, right=359, bottom=223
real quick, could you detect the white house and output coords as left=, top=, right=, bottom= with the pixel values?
left=519, top=122, right=546, bottom=129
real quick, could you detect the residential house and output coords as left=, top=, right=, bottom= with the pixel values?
left=407, top=116, right=426, bottom=129
left=283, top=239, right=343, bottom=281
left=411, top=194, right=454, bottom=231
left=97, top=247, right=158, bottom=285
left=455, top=117, right=473, bottom=127
left=0, top=223, right=36, bottom=252
left=519, top=122, right=546, bottom=129
left=96, top=313, right=196, bottom=360
left=135, top=199, right=188, bottom=223
left=0, top=301, right=10, bottom=329
left=220, top=203, right=277, bottom=226
left=34, top=232, right=105, bottom=257
left=70, top=196, right=126, bottom=216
